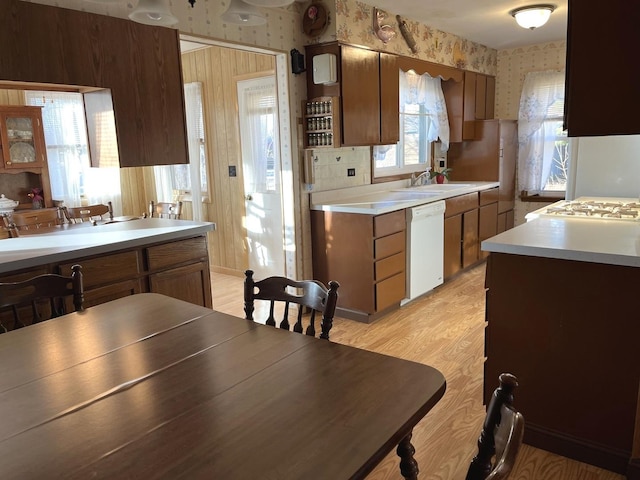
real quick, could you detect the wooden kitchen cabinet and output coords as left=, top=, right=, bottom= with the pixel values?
left=0, top=105, right=53, bottom=209
left=56, top=235, right=212, bottom=315
left=462, top=72, right=496, bottom=140
left=448, top=119, right=517, bottom=231
left=0, top=0, right=188, bottom=168
left=305, top=43, right=399, bottom=147
left=443, top=192, right=480, bottom=279
left=311, top=209, right=406, bottom=322
left=478, top=188, right=499, bottom=259
left=565, top=0, right=640, bottom=136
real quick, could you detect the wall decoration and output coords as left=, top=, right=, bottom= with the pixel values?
left=372, top=7, right=395, bottom=44
left=396, top=15, right=418, bottom=54
left=303, top=4, right=329, bottom=38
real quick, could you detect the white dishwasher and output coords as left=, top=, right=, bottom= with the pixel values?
left=402, top=200, right=445, bottom=305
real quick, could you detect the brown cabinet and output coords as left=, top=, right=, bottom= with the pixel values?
left=311, top=209, right=406, bottom=322
left=448, top=119, right=517, bottom=230
left=0, top=106, right=52, bottom=209
left=305, top=43, right=399, bottom=147
left=443, top=192, right=479, bottom=279
left=462, top=72, right=496, bottom=140
left=565, top=0, right=640, bottom=136
left=0, top=0, right=188, bottom=168
left=478, top=189, right=499, bottom=260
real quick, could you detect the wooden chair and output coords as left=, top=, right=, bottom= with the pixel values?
left=466, top=373, right=525, bottom=480
left=64, top=202, right=114, bottom=223
left=244, top=270, right=339, bottom=340
left=149, top=200, right=182, bottom=219
left=0, top=264, right=84, bottom=333
left=2, top=208, right=64, bottom=238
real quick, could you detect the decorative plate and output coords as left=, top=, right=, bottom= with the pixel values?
left=9, top=142, right=36, bottom=163
left=303, top=3, right=329, bottom=38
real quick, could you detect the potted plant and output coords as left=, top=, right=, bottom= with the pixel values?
left=429, top=167, right=452, bottom=184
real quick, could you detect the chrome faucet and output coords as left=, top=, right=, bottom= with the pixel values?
left=410, top=169, right=431, bottom=187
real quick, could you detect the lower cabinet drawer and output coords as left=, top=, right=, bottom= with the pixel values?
left=374, top=231, right=405, bottom=260
left=59, top=250, right=141, bottom=288
left=375, top=251, right=405, bottom=281
left=146, top=236, right=208, bottom=271
left=375, top=271, right=405, bottom=311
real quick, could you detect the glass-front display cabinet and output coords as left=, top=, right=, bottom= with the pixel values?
left=0, top=106, right=46, bottom=169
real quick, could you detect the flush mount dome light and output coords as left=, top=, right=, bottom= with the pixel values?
left=510, top=4, right=556, bottom=30
left=221, top=0, right=267, bottom=25
left=243, top=0, right=294, bottom=7
left=129, top=0, right=179, bottom=26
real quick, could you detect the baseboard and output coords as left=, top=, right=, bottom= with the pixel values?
left=336, top=303, right=399, bottom=324
left=210, top=266, right=244, bottom=277
left=525, top=423, right=630, bottom=474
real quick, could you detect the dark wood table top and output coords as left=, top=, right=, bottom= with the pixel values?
left=0, top=293, right=446, bottom=479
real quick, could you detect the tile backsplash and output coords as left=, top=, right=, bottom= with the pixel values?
left=307, top=146, right=371, bottom=191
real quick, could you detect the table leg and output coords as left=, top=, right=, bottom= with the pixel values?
left=397, top=431, right=419, bottom=480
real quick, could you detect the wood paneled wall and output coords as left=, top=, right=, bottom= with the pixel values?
left=122, top=45, right=275, bottom=274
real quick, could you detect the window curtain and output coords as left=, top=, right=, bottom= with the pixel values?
left=26, top=91, right=122, bottom=214
left=517, top=70, right=565, bottom=192
left=153, top=82, right=206, bottom=221
left=399, top=70, right=450, bottom=151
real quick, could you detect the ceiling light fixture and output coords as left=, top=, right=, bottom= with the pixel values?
left=509, top=4, right=556, bottom=30
left=243, top=0, right=294, bottom=7
left=129, top=0, right=179, bottom=26
left=221, top=0, right=267, bottom=26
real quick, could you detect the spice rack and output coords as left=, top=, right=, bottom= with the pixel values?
left=303, top=96, right=340, bottom=149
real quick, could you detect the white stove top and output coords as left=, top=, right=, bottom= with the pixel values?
left=527, top=197, right=640, bottom=222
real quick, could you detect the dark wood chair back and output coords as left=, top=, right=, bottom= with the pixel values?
left=466, top=373, right=525, bottom=480
left=64, top=202, right=114, bottom=223
left=149, top=200, right=182, bottom=219
left=2, top=208, right=63, bottom=237
left=0, top=264, right=84, bottom=333
left=244, top=269, right=339, bottom=340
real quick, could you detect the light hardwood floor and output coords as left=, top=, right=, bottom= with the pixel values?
left=211, top=265, right=624, bottom=480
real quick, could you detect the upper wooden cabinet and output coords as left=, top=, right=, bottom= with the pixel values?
left=564, top=0, right=640, bottom=136
left=305, top=43, right=399, bottom=147
left=0, top=0, right=188, bottom=168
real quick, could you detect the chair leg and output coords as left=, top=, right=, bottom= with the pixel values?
left=396, top=431, right=419, bottom=480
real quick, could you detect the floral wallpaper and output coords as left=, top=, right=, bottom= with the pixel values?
left=495, top=41, right=566, bottom=120
left=318, top=0, right=498, bottom=76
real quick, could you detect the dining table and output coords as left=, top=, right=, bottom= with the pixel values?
left=0, top=293, right=446, bottom=479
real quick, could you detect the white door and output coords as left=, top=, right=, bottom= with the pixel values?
left=237, top=75, right=285, bottom=278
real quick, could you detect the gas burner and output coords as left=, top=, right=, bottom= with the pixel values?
left=543, top=200, right=640, bottom=221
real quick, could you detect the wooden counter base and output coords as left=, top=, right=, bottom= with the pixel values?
left=484, top=252, right=640, bottom=475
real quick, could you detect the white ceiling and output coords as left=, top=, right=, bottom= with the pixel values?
left=374, top=0, right=567, bottom=50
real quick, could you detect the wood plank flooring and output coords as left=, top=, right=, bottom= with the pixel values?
left=211, top=265, right=624, bottom=480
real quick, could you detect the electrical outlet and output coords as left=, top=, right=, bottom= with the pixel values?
left=347, top=168, right=356, bottom=177
left=439, top=160, right=446, bottom=168
left=228, top=165, right=237, bottom=177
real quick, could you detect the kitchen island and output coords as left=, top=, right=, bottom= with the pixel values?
left=0, top=218, right=216, bottom=328
left=481, top=207, right=640, bottom=478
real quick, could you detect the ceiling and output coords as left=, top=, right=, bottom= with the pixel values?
left=375, top=0, right=567, bottom=50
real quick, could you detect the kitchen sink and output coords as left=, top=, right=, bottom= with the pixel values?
left=406, top=183, right=473, bottom=192
left=337, top=189, right=442, bottom=206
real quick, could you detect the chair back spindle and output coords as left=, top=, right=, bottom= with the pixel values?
left=0, top=264, right=84, bottom=333
left=244, top=270, right=339, bottom=340
left=466, top=373, right=525, bottom=480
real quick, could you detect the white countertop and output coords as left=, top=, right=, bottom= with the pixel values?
left=0, top=218, right=215, bottom=274
left=310, top=181, right=500, bottom=215
left=482, top=214, right=640, bottom=268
